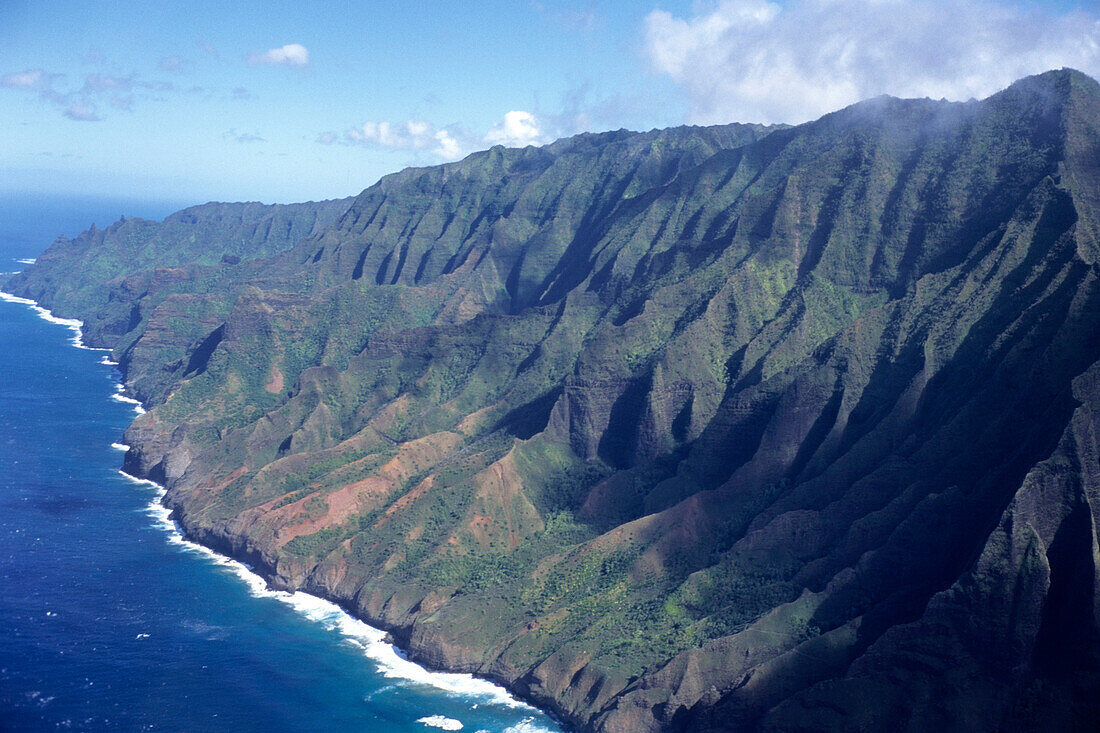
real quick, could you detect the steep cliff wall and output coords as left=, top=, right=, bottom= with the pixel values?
left=8, top=70, right=1100, bottom=732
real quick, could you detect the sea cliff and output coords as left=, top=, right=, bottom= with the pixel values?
left=8, top=70, right=1100, bottom=731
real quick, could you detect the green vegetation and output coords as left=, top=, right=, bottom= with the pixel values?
left=12, top=69, right=1100, bottom=732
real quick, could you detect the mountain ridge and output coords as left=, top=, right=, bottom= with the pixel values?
left=7, top=68, right=1100, bottom=731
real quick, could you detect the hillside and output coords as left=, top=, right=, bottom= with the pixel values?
left=5, top=197, right=352, bottom=345
left=7, top=70, right=1100, bottom=732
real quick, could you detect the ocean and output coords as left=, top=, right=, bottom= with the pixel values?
left=0, top=194, right=562, bottom=733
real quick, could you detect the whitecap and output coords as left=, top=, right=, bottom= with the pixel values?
left=265, top=590, right=534, bottom=707
left=29, top=305, right=86, bottom=349
left=15, top=258, right=36, bottom=264
left=110, top=386, right=145, bottom=414
left=115, top=468, right=537, bottom=711
left=362, top=684, right=397, bottom=701
left=110, top=392, right=145, bottom=409
left=30, top=306, right=82, bottom=329
left=503, top=718, right=558, bottom=733
left=418, top=715, right=463, bottom=731
left=328, top=611, right=532, bottom=708
left=0, top=290, right=111, bottom=352
left=11, top=281, right=558, bottom=722
left=0, top=291, right=36, bottom=305
left=117, top=470, right=161, bottom=490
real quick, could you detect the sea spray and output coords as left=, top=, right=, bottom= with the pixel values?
left=109, top=387, right=145, bottom=414
left=117, top=468, right=540, bottom=710
left=418, top=715, right=464, bottom=730
left=0, top=290, right=108, bottom=352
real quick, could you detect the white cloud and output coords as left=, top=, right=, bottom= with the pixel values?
left=433, top=128, right=465, bottom=159
left=1, top=68, right=164, bottom=121
left=644, top=0, right=1100, bottom=124
left=340, top=119, right=472, bottom=159
left=2, top=68, right=81, bottom=116
left=2, top=69, right=55, bottom=90
left=484, top=110, right=549, bottom=147
left=248, top=43, right=310, bottom=67
left=319, top=109, right=558, bottom=161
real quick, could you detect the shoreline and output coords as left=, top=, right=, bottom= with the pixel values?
left=1, top=287, right=567, bottom=733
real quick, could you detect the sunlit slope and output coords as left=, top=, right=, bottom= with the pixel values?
left=6, top=197, right=352, bottom=345
left=12, top=70, right=1100, bottom=732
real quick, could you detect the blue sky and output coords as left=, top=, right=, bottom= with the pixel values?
left=3, top=0, right=1099, bottom=205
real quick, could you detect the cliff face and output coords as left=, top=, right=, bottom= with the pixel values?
left=6, top=198, right=352, bottom=347
left=9, top=70, right=1100, bottom=731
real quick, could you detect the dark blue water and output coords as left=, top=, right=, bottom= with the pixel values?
left=0, top=197, right=560, bottom=733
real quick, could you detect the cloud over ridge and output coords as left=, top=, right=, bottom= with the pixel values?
left=484, top=111, right=547, bottom=147
left=319, top=110, right=555, bottom=161
left=645, top=0, right=1100, bottom=124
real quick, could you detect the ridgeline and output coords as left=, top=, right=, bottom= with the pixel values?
left=8, top=69, right=1100, bottom=732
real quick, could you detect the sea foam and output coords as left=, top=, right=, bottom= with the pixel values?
left=5, top=286, right=550, bottom=723
left=0, top=291, right=36, bottom=306
left=418, top=715, right=464, bottom=730
left=110, top=391, right=145, bottom=414
left=502, top=719, right=558, bottom=733
left=0, top=289, right=110, bottom=352
left=110, top=382, right=145, bottom=414
left=15, top=257, right=36, bottom=264
left=117, top=468, right=537, bottom=710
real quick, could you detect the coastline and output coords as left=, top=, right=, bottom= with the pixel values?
left=0, top=287, right=566, bottom=733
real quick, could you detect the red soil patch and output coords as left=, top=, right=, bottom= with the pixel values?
left=265, top=367, right=284, bottom=394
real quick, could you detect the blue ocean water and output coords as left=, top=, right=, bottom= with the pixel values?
left=0, top=196, right=561, bottom=733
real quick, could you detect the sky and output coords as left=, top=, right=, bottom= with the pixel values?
left=2, top=0, right=1099, bottom=206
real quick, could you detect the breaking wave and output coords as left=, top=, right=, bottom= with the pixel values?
left=116, top=467, right=538, bottom=711
left=418, top=715, right=464, bottom=730
left=110, top=386, right=145, bottom=414
left=6, top=284, right=558, bottom=730
left=0, top=289, right=109, bottom=352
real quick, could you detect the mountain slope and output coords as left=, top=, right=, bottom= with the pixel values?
left=7, top=70, right=1100, bottom=732
left=5, top=197, right=352, bottom=345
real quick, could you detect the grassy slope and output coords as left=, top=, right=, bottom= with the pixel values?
left=10, top=72, right=1100, bottom=732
